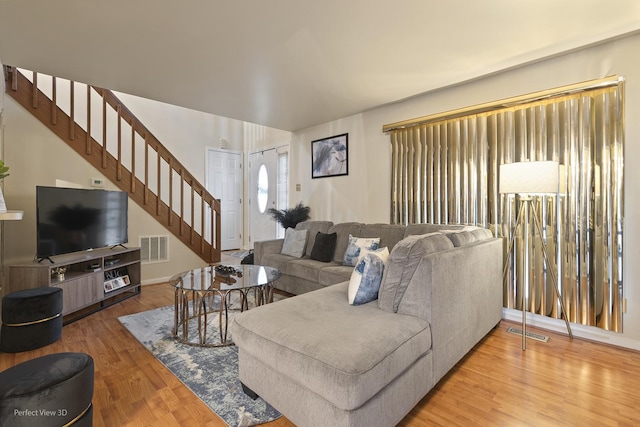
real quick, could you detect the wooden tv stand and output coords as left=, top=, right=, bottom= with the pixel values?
left=9, top=247, right=141, bottom=323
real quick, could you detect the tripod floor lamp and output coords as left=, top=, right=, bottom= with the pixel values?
left=500, top=160, right=573, bottom=350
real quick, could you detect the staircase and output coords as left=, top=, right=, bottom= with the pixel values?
left=3, top=66, right=221, bottom=264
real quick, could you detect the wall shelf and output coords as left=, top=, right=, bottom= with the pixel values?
left=0, top=210, right=24, bottom=221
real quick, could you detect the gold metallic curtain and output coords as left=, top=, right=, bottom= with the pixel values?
left=386, top=77, right=624, bottom=332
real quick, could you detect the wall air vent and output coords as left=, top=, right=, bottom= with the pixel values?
left=139, top=235, right=169, bottom=264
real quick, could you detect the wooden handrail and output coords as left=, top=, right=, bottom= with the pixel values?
left=90, top=87, right=217, bottom=208
left=4, top=66, right=221, bottom=264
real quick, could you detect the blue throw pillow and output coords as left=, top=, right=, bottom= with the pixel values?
left=348, top=247, right=389, bottom=305
left=343, top=235, right=380, bottom=266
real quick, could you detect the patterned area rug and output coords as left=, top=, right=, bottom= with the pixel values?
left=118, top=304, right=281, bottom=427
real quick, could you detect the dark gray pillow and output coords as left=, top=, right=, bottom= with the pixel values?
left=310, top=232, right=337, bottom=262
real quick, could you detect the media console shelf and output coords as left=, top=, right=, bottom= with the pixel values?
left=9, top=247, right=141, bottom=323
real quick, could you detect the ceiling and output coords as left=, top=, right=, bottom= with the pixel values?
left=1, top=1, right=640, bottom=132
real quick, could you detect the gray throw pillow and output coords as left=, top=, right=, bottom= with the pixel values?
left=281, top=228, right=308, bottom=258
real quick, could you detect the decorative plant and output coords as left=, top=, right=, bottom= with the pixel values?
left=0, top=160, right=9, bottom=180
left=268, top=202, right=311, bottom=229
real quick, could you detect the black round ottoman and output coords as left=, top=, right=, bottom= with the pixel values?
left=1, top=287, right=63, bottom=353
left=0, top=352, right=94, bottom=427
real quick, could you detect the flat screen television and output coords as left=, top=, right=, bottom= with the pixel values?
left=36, top=186, right=128, bottom=259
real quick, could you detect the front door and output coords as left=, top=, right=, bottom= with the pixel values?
left=249, top=149, right=277, bottom=247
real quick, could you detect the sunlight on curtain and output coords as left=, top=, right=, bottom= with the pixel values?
left=385, top=77, right=624, bottom=332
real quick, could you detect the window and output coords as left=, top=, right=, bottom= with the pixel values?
left=275, top=150, right=289, bottom=238
left=257, top=164, right=268, bottom=214
left=384, top=76, right=625, bottom=332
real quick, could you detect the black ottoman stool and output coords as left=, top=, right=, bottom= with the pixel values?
left=0, top=352, right=94, bottom=427
left=1, top=287, right=63, bottom=353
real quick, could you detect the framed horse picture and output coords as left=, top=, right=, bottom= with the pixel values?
left=311, top=133, right=348, bottom=179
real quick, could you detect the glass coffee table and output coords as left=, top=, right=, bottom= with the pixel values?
left=170, top=264, right=281, bottom=347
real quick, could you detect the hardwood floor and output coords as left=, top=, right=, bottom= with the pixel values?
left=2, top=283, right=639, bottom=426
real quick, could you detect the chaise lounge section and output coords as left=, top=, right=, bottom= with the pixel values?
left=232, top=224, right=503, bottom=427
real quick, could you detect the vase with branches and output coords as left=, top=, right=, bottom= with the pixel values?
left=268, top=202, right=311, bottom=229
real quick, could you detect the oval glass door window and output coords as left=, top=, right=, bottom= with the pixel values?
left=257, top=164, right=269, bottom=213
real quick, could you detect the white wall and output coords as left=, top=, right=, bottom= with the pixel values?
left=0, top=59, right=4, bottom=109
left=116, top=92, right=246, bottom=179
left=290, top=33, right=640, bottom=346
left=244, top=122, right=291, bottom=154
left=292, top=115, right=388, bottom=223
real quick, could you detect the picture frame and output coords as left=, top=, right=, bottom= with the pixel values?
left=311, top=133, right=349, bottom=179
left=104, top=275, right=130, bottom=293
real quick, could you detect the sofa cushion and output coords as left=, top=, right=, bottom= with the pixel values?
left=446, top=230, right=477, bottom=247
left=254, top=238, right=284, bottom=265
left=287, top=258, right=337, bottom=282
left=231, top=282, right=431, bottom=411
left=348, top=247, right=389, bottom=305
left=404, top=223, right=465, bottom=237
left=360, top=223, right=407, bottom=252
left=445, top=227, right=493, bottom=247
left=281, top=228, right=308, bottom=258
left=260, top=253, right=296, bottom=274
left=342, top=234, right=380, bottom=266
left=469, top=227, right=493, bottom=241
left=378, top=233, right=454, bottom=313
left=310, top=232, right=337, bottom=262
left=318, top=265, right=353, bottom=286
left=295, top=221, right=334, bottom=256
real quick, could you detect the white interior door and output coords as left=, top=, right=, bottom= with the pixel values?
left=206, top=148, right=243, bottom=251
left=249, top=149, right=277, bottom=247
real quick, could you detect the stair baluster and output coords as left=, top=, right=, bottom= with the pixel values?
left=4, top=66, right=221, bottom=264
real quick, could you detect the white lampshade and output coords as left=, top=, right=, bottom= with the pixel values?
left=499, top=161, right=560, bottom=195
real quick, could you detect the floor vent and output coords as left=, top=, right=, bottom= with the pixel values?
left=139, top=235, right=169, bottom=264
left=506, top=327, right=550, bottom=343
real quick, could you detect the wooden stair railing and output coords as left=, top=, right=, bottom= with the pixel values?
left=3, top=66, right=221, bottom=264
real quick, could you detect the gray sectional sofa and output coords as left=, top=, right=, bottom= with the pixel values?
left=254, top=220, right=484, bottom=295
left=231, top=221, right=503, bottom=427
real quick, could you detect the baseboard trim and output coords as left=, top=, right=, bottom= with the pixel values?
left=141, top=277, right=172, bottom=286
left=502, top=308, right=640, bottom=351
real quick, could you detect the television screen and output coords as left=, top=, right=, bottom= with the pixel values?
left=36, top=186, right=128, bottom=259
